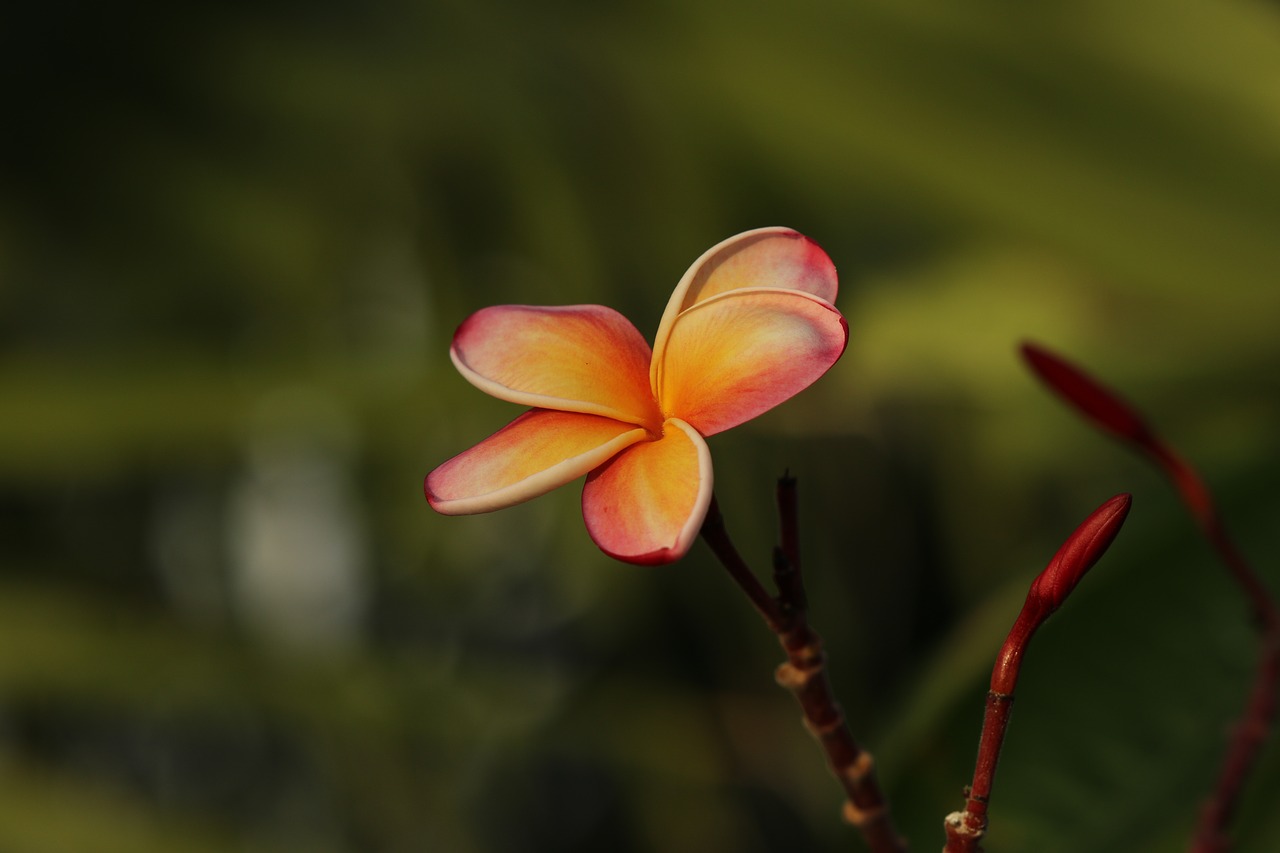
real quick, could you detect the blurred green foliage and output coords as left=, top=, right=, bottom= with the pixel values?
left=3, top=0, right=1280, bottom=850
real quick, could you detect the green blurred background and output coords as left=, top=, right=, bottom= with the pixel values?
left=3, top=0, right=1280, bottom=850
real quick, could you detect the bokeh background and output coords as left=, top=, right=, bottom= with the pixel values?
left=4, top=0, right=1280, bottom=850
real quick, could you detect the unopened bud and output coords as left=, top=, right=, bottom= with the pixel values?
left=1020, top=342, right=1154, bottom=446
left=994, top=494, right=1133, bottom=695
left=1028, top=493, right=1132, bottom=615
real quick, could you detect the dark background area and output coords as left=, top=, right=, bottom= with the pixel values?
left=2, top=1, right=1279, bottom=850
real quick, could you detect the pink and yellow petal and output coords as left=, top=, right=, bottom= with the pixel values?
left=581, top=418, right=712, bottom=565
left=451, top=304, right=661, bottom=428
left=427, top=409, right=650, bottom=515
left=655, top=289, right=847, bottom=437
left=651, top=228, right=838, bottom=387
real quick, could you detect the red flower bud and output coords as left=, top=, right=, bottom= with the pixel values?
left=1028, top=493, right=1133, bottom=615
left=1020, top=342, right=1154, bottom=446
left=993, top=493, right=1132, bottom=696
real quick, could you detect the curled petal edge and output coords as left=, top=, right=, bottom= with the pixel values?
left=452, top=352, right=657, bottom=427
left=450, top=305, right=659, bottom=428
left=653, top=287, right=848, bottom=436
left=426, top=411, right=650, bottom=516
left=651, top=227, right=838, bottom=390
left=582, top=418, right=713, bottom=566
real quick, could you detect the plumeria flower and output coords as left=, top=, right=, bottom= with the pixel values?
left=426, top=227, right=847, bottom=565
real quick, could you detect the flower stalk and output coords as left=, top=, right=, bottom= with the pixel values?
left=943, top=493, right=1133, bottom=853
left=701, top=479, right=907, bottom=853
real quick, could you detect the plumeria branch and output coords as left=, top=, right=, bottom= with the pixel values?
left=700, top=482, right=907, bottom=853
left=943, top=493, right=1133, bottom=853
left=1021, top=342, right=1280, bottom=853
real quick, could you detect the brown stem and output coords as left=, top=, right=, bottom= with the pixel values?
left=701, top=494, right=786, bottom=632
left=700, top=484, right=907, bottom=853
left=775, top=472, right=803, bottom=598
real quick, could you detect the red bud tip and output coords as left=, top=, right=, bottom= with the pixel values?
left=1020, top=342, right=1154, bottom=445
left=993, top=494, right=1133, bottom=697
left=1029, top=493, right=1132, bottom=614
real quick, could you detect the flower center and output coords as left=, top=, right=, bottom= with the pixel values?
left=637, top=395, right=665, bottom=438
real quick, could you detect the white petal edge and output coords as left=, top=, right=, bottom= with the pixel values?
left=427, top=424, right=652, bottom=516
left=652, top=285, right=845, bottom=419
left=450, top=347, right=658, bottom=428
left=586, top=418, right=715, bottom=565
left=659, top=418, right=715, bottom=563
left=651, top=226, right=819, bottom=392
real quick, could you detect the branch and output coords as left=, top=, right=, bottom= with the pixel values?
left=700, top=482, right=907, bottom=853
left=1022, top=342, right=1280, bottom=852
left=943, top=494, right=1132, bottom=853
